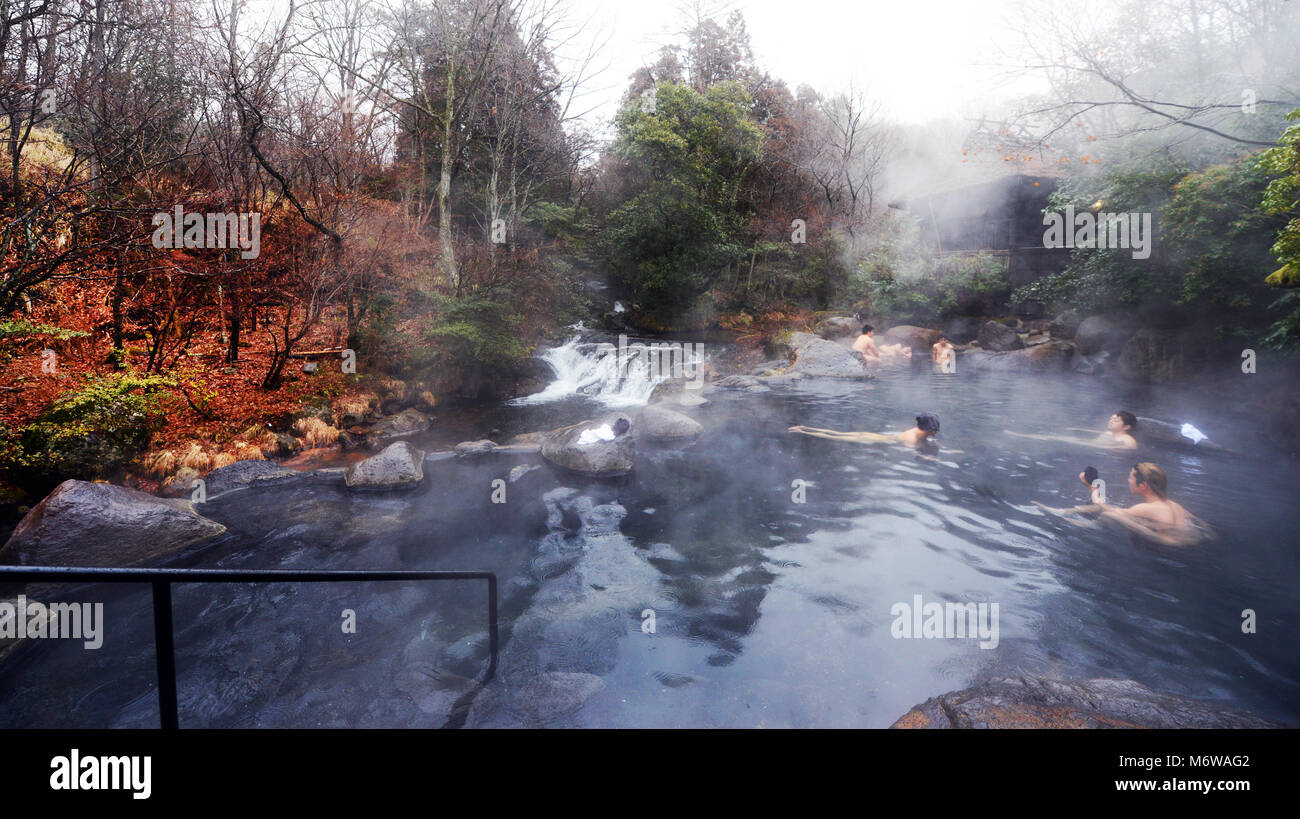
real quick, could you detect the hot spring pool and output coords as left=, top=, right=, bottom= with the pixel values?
left=2, top=365, right=1297, bottom=727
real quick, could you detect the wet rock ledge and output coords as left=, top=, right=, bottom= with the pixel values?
left=890, top=676, right=1283, bottom=729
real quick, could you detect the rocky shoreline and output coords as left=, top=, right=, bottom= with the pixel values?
left=891, top=676, right=1284, bottom=729
left=102, top=306, right=1298, bottom=511
left=6, top=305, right=1295, bottom=553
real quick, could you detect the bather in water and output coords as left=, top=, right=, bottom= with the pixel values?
left=1035, top=462, right=1213, bottom=546
left=789, top=412, right=943, bottom=449
left=1006, top=410, right=1139, bottom=451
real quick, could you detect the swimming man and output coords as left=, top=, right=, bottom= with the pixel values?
left=789, top=412, right=942, bottom=448
left=1007, top=410, right=1138, bottom=450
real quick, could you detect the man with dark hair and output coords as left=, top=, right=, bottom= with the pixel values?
left=852, top=325, right=880, bottom=363
left=1101, top=411, right=1138, bottom=449
left=789, top=412, right=941, bottom=448
left=852, top=324, right=911, bottom=364
left=1007, top=410, right=1138, bottom=450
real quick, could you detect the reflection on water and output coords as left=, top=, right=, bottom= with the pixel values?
left=1, top=367, right=1297, bottom=727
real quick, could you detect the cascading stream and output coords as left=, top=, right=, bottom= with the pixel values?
left=510, top=333, right=705, bottom=408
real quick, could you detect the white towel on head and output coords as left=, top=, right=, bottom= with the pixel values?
left=1180, top=423, right=1207, bottom=445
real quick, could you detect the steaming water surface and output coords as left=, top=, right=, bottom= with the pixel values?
left=2, top=358, right=1297, bottom=728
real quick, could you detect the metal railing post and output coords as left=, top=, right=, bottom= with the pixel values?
left=151, top=580, right=179, bottom=730
left=487, top=573, right=499, bottom=680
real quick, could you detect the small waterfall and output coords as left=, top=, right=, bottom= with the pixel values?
left=511, top=334, right=704, bottom=408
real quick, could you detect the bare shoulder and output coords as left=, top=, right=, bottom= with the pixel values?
left=1125, top=502, right=1161, bottom=520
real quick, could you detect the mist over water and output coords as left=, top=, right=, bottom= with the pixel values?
left=2, top=360, right=1295, bottom=728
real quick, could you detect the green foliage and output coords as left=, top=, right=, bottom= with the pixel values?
left=725, top=234, right=852, bottom=314
left=1257, top=109, right=1300, bottom=347
left=847, top=215, right=1008, bottom=324
left=525, top=201, right=590, bottom=245
left=855, top=250, right=1010, bottom=326
left=1258, top=109, right=1300, bottom=284
left=1012, top=151, right=1297, bottom=344
left=1015, top=248, right=1158, bottom=312
left=0, top=373, right=174, bottom=492
left=1014, top=168, right=1185, bottom=313
left=1163, top=156, right=1283, bottom=339
left=600, top=82, right=764, bottom=316
left=355, top=293, right=416, bottom=371
left=424, top=291, right=534, bottom=374
left=0, top=319, right=90, bottom=342
left=1262, top=291, right=1300, bottom=348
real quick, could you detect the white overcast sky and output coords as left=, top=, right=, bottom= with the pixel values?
left=246, top=0, right=1052, bottom=133
left=559, top=0, right=1049, bottom=132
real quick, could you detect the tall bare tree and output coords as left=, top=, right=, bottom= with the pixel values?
left=384, top=0, right=511, bottom=291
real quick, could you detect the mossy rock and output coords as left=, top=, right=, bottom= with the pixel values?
left=1265, top=263, right=1300, bottom=288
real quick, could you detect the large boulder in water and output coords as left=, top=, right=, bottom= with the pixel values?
left=770, top=331, right=817, bottom=358
left=454, top=440, right=498, bottom=458
left=1047, top=309, right=1083, bottom=339
left=648, top=375, right=710, bottom=405
left=880, top=325, right=941, bottom=352
left=943, top=317, right=982, bottom=344
left=780, top=332, right=871, bottom=379
left=0, top=480, right=227, bottom=567
left=961, top=340, right=1077, bottom=372
left=1117, top=328, right=1207, bottom=383
left=203, top=459, right=298, bottom=498
left=1075, top=315, right=1130, bottom=355
left=540, top=419, right=635, bottom=477
left=814, top=315, right=860, bottom=339
left=345, top=441, right=425, bottom=490
left=365, top=408, right=431, bottom=450
left=891, top=676, right=1281, bottom=729
left=634, top=405, right=702, bottom=441
left=713, top=375, right=771, bottom=392
left=977, top=320, right=1025, bottom=351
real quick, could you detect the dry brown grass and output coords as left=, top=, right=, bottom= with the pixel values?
left=375, top=377, right=406, bottom=400
left=231, top=441, right=265, bottom=462
left=235, top=425, right=277, bottom=452
left=335, top=396, right=372, bottom=421
left=177, top=442, right=212, bottom=472
left=293, top=416, right=340, bottom=448
left=141, top=433, right=269, bottom=488
left=141, top=449, right=177, bottom=478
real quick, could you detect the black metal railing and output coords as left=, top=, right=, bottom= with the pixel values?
left=0, top=566, right=498, bottom=729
